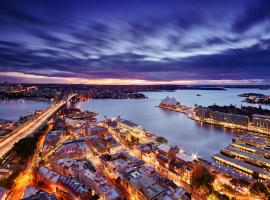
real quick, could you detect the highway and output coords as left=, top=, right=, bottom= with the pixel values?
left=0, top=94, right=76, bottom=158
left=11, top=125, right=51, bottom=200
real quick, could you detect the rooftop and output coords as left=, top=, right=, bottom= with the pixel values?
left=0, top=187, right=9, bottom=200
left=23, top=186, right=59, bottom=200
left=222, top=146, right=270, bottom=165
left=213, top=154, right=270, bottom=178
left=55, top=142, right=90, bottom=155
left=235, top=133, right=270, bottom=146
left=55, top=158, right=96, bottom=173
left=157, top=144, right=171, bottom=153
left=160, top=96, right=178, bottom=106
left=130, top=175, right=166, bottom=199
left=253, top=114, right=270, bottom=119
left=45, top=130, right=63, bottom=141
left=230, top=142, right=270, bottom=155
left=176, top=152, right=195, bottom=163
left=58, top=176, right=90, bottom=194
left=38, top=167, right=59, bottom=183
left=119, top=119, right=138, bottom=128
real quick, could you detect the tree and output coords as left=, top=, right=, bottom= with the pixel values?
left=13, top=137, right=36, bottom=159
left=250, top=181, right=268, bottom=196
left=130, top=135, right=139, bottom=144
left=192, top=166, right=215, bottom=194
left=210, top=191, right=230, bottom=200
left=238, top=178, right=250, bottom=187
left=0, top=171, right=19, bottom=189
left=230, top=178, right=238, bottom=187
left=155, top=136, right=167, bottom=144
left=230, top=178, right=250, bottom=192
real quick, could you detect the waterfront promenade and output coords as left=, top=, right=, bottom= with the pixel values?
left=157, top=105, right=270, bottom=136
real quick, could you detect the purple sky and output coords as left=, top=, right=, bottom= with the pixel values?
left=0, top=0, right=270, bottom=84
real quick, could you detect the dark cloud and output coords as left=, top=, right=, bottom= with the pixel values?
left=0, top=37, right=269, bottom=81
left=71, top=22, right=114, bottom=52
left=232, top=0, right=270, bottom=32
left=0, top=2, right=46, bottom=25
left=205, top=37, right=226, bottom=46
left=0, top=0, right=269, bottom=83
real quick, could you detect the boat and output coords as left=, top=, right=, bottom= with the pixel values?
left=196, top=94, right=201, bottom=96
left=17, top=99, right=25, bottom=103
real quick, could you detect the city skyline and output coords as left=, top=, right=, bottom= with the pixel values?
left=0, top=0, right=270, bottom=84
left=1, top=1, right=270, bottom=197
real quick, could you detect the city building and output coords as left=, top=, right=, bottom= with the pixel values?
left=233, top=133, right=270, bottom=148
left=195, top=106, right=249, bottom=126
left=252, top=114, right=270, bottom=130
left=117, top=119, right=156, bottom=144
left=0, top=168, right=13, bottom=181
left=57, top=176, right=91, bottom=200
left=37, top=167, right=91, bottom=199
left=53, top=141, right=90, bottom=159
left=194, top=106, right=211, bottom=119
left=100, top=150, right=190, bottom=200
left=212, top=154, right=270, bottom=180
left=79, top=170, right=121, bottom=200
left=37, top=166, right=60, bottom=186
left=230, top=142, right=270, bottom=158
left=42, top=130, right=66, bottom=155
left=155, top=144, right=198, bottom=184
left=54, top=118, right=66, bottom=130
left=209, top=111, right=249, bottom=126
left=221, top=146, right=270, bottom=169
left=159, top=97, right=180, bottom=109
left=0, top=187, right=11, bottom=200
left=86, top=125, right=108, bottom=137
left=134, top=142, right=159, bottom=165
left=52, top=158, right=95, bottom=178
left=85, top=135, right=107, bottom=154
left=213, top=133, right=270, bottom=181
left=125, top=174, right=166, bottom=200
left=22, top=186, right=59, bottom=200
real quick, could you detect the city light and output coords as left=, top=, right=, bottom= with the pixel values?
left=192, top=153, right=198, bottom=160
left=0, top=1, right=269, bottom=197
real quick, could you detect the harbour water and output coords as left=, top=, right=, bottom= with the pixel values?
left=78, top=88, right=270, bottom=160
left=0, top=88, right=269, bottom=160
left=0, top=100, right=51, bottom=121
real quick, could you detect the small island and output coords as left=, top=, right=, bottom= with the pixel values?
left=239, top=93, right=270, bottom=105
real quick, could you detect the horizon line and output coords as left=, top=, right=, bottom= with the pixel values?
left=0, top=71, right=268, bottom=86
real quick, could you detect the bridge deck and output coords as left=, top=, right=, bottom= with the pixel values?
left=0, top=94, right=76, bottom=157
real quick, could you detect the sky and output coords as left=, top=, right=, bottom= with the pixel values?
left=0, top=0, right=270, bottom=85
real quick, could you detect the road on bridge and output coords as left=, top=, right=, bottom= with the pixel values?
left=0, top=94, right=76, bottom=158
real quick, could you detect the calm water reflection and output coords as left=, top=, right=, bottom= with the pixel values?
left=79, top=88, right=270, bottom=160
left=0, top=100, right=50, bottom=121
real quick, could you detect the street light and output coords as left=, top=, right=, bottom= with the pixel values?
left=192, top=153, right=197, bottom=160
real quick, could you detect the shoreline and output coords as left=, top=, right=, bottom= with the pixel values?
left=242, top=100, right=270, bottom=107
left=157, top=105, right=270, bottom=136
left=0, top=98, right=51, bottom=103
